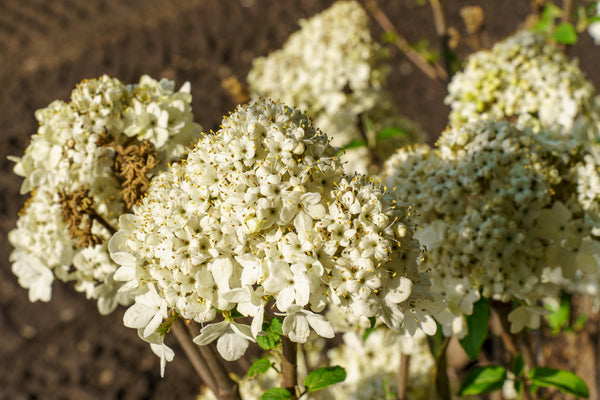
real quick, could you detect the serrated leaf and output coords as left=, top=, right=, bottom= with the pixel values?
left=304, top=366, right=347, bottom=391
left=247, top=358, right=272, bottom=378
left=257, top=317, right=283, bottom=350
left=343, top=139, right=367, bottom=150
left=527, top=367, right=589, bottom=398
left=260, top=388, right=293, bottom=400
left=459, top=366, right=507, bottom=395
left=459, top=298, right=489, bottom=361
left=545, top=293, right=570, bottom=334
left=552, top=22, right=578, bottom=44
left=377, top=127, right=408, bottom=142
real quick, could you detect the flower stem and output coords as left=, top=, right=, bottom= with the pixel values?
left=172, top=319, right=218, bottom=396
left=491, top=301, right=535, bottom=400
left=281, top=335, right=298, bottom=399
left=186, top=323, right=242, bottom=400
left=365, top=0, right=447, bottom=84
left=428, top=0, right=451, bottom=81
left=397, top=352, right=411, bottom=400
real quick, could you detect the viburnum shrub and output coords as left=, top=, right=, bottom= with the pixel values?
left=8, top=1, right=600, bottom=399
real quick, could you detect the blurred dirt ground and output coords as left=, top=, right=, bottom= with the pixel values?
left=1, top=1, right=600, bottom=399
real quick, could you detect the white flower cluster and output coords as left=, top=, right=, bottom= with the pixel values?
left=445, top=30, right=599, bottom=141
left=9, top=75, right=202, bottom=314
left=109, top=99, right=440, bottom=371
left=384, top=120, right=600, bottom=336
left=247, top=0, right=425, bottom=174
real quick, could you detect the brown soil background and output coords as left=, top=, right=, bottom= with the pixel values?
left=1, top=1, right=600, bottom=399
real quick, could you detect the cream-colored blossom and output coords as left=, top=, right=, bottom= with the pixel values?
left=9, top=75, right=202, bottom=314
left=111, top=99, right=440, bottom=370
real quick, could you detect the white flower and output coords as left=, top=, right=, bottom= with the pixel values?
left=11, top=255, right=54, bottom=302
left=123, top=283, right=169, bottom=338
left=508, top=306, right=549, bottom=334
left=281, top=306, right=335, bottom=343
left=139, top=330, right=174, bottom=378
left=193, top=320, right=255, bottom=361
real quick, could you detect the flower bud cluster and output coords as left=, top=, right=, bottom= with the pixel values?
left=9, top=75, right=201, bottom=314
left=445, top=31, right=599, bottom=141
left=109, top=99, right=439, bottom=369
left=384, top=119, right=600, bottom=335
left=247, top=0, right=425, bottom=174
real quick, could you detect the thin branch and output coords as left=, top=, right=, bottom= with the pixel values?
left=281, top=336, right=298, bottom=399
left=186, top=323, right=242, bottom=400
left=88, top=208, right=118, bottom=235
left=428, top=0, right=451, bottom=80
left=356, top=113, right=382, bottom=172
left=365, top=1, right=447, bottom=84
left=491, top=301, right=534, bottom=400
left=397, top=352, right=411, bottom=400
left=562, top=0, right=573, bottom=24
left=172, top=319, right=218, bottom=396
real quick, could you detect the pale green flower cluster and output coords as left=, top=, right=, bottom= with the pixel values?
left=9, top=75, right=202, bottom=314
left=247, top=0, right=425, bottom=174
left=446, top=30, right=599, bottom=141
left=384, top=120, right=600, bottom=336
left=109, top=99, right=440, bottom=372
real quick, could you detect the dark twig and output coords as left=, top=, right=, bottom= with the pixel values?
left=428, top=0, right=451, bottom=81
left=186, top=323, right=242, bottom=400
left=172, top=319, right=218, bottom=396
left=365, top=1, right=447, bottom=84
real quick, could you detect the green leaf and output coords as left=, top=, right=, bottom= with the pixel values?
left=512, top=353, right=524, bottom=377
left=533, top=3, right=563, bottom=32
left=377, top=127, right=408, bottom=142
left=459, top=298, right=490, bottom=361
left=247, top=358, right=272, bottom=378
left=459, top=366, right=507, bottom=395
left=527, top=367, right=589, bottom=398
left=545, top=293, right=570, bottom=334
left=363, top=317, right=380, bottom=341
left=552, top=22, right=578, bottom=44
left=257, top=317, right=283, bottom=350
left=260, top=388, right=293, bottom=400
left=342, top=139, right=367, bottom=150
left=304, top=366, right=347, bottom=392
